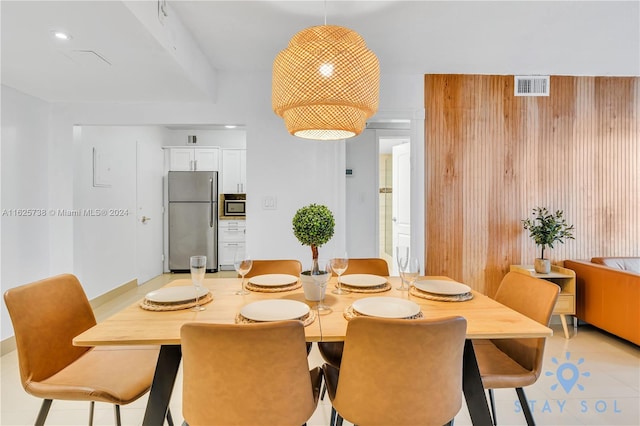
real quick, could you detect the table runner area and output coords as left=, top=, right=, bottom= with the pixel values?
left=408, top=286, right=473, bottom=302
left=235, top=309, right=317, bottom=326
left=343, top=304, right=424, bottom=321
left=245, top=281, right=302, bottom=293
left=139, top=292, right=213, bottom=311
left=337, top=281, right=392, bottom=293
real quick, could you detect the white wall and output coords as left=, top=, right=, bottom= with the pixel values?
left=240, top=71, right=347, bottom=269
left=1, top=86, right=51, bottom=340
left=71, top=126, right=166, bottom=301
left=346, top=130, right=379, bottom=258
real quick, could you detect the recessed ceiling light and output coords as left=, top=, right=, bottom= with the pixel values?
left=52, top=31, right=72, bottom=41
left=224, top=125, right=237, bottom=129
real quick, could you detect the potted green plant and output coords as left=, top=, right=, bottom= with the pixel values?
left=292, top=203, right=335, bottom=300
left=522, top=207, right=575, bottom=273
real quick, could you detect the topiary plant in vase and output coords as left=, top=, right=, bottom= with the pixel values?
left=522, top=207, right=575, bottom=273
left=292, top=203, right=335, bottom=300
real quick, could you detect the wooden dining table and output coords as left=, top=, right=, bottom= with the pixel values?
left=74, top=276, right=553, bottom=426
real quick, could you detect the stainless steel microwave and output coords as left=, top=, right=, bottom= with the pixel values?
left=224, top=199, right=246, bottom=216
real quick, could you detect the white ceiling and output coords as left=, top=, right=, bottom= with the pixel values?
left=2, top=1, right=639, bottom=103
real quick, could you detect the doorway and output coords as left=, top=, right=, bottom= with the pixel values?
left=136, top=139, right=165, bottom=284
left=378, top=136, right=410, bottom=275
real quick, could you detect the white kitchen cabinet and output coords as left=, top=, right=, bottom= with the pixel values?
left=169, top=148, right=219, bottom=171
left=221, top=149, right=246, bottom=193
left=218, top=220, right=246, bottom=270
left=219, top=242, right=245, bottom=269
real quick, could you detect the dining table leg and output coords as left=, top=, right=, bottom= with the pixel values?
left=462, top=339, right=494, bottom=426
left=143, top=344, right=182, bottom=426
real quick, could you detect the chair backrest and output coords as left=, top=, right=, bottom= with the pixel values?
left=341, top=258, right=390, bottom=276
left=3, top=274, right=96, bottom=389
left=332, top=316, right=467, bottom=426
left=492, top=271, right=560, bottom=374
left=181, top=320, right=317, bottom=426
left=241, top=259, right=302, bottom=278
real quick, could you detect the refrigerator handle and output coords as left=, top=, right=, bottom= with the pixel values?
left=209, top=178, right=214, bottom=228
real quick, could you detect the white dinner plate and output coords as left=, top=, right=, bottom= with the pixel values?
left=145, top=286, right=208, bottom=303
left=240, top=299, right=310, bottom=321
left=352, top=297, right=420, bottom=319
left=340, top=274, right=387, bottom=288
left=248, top=274, right=299, bottom=287
left=414, top=280, right=471, bottom=296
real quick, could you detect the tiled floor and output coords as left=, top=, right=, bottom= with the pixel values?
left=1, top=273, right=638, bottom=425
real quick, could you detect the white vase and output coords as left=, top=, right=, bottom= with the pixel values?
left=300, top=271, right=327, bottom=301
left=534, top=258, right=551, bottom=274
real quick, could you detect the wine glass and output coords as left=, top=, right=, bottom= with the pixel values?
left=190, top=255, right=207, bottom=311
left=330, top=253, right=349, bottom=295
left=234, top=249, right=252, bottom=295
left=311, top=259, right=332, bottom=313
left=396, top=246, right=409, bottom=290
left=401, top=257, right=420, bottom=293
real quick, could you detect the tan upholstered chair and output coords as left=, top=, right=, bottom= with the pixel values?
left=240, top=259, right=302, bottom=278
left=319, top=257, right=391, bottom=392
left=181, top=320, right=322, bottom=426
left=323, top=316, right=467, bottom=426
left=3, top=274, right=170, bottom=426
left=473, top=271, right=560, bottom=426
left=334, top=257, right=390, bottom=276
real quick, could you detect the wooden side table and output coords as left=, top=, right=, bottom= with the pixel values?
left=510, top=264, right=576, bottom=338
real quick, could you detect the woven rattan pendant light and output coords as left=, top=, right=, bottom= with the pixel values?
left=272, top=24, right=380, bottom=140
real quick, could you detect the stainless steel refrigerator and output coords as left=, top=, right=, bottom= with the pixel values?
left=168, top=171, right=218, bottom=271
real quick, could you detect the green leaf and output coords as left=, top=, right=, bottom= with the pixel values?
left=292, top=204, right=335, bottom=251
left=522, top=207, right=575, bottom=258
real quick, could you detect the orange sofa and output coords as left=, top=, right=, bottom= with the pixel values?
left=564, top=258, right=640, bottom=346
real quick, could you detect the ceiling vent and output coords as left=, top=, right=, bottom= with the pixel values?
left=514, top=76, right=550, bottom=96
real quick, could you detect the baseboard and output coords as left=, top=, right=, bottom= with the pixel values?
left=89, top=278, right=138, bottom=310
left=1, top=336, right=16, bottom=357
left=1, top=278, right=138, bottom=356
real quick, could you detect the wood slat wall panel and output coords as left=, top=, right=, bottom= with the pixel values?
left=424, top=75, right=639, bottom=296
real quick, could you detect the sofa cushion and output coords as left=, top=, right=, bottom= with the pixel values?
left=591, top=257, right=640, bottom=274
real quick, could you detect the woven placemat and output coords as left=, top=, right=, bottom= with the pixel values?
left=235, top=309, right=316, bottom=327
left=409, top=287, right=474, bottom=302
left=343, top=305, right=424, bottom=321
left=140, top=292, right=213, bottom=311
left=337, top=281, right=392, bottom=293
left=245, top=281, right=301, bottom=293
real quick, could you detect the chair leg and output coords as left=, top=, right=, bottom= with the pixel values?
left=320, top=383, right=327, bottom=400
left=88, top=401, right=95, bottom=426
left=516, top=387, right=535, bottom=426
left=336, top=413, right=344, bottom=426
left=330, top=407, right=336, bottom=426
left=166, top=408, right=174, bottom=426
left=114, top=404, right=122, bottom=426
left=488, top=389, right=497, bottom=425
left=35, top=399, right=53, bottom=426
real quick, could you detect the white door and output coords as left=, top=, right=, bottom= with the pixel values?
left=392, top=142, right=411, bottom=275
left=136, top=140, right=165, bottom=284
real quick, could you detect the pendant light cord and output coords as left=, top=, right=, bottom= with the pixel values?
left=324, top=0, right=327, bottom=25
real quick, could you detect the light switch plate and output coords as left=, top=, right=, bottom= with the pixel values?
left=262, top=196, right=277, bottom=210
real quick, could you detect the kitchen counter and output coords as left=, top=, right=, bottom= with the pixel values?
left=219, top=215, right=246, bottom=220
